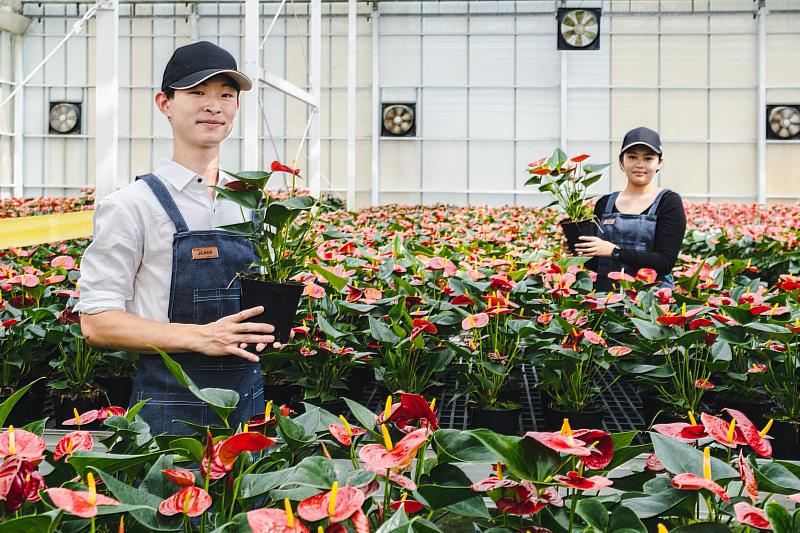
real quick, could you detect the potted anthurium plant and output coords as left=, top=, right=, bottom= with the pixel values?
left=215, top=161, right=318, bottom=344
left=526, top=149, right=608, bottom=253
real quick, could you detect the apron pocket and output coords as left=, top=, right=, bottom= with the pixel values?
left=193, top=288, right=241, bottom=324
left=135, top=393, right=208, bottom=435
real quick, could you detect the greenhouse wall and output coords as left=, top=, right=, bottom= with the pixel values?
left=0, top=0, right=798, bottom=205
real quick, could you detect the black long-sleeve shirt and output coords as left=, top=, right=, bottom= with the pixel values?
left=586, top=190, right=687, bottom=278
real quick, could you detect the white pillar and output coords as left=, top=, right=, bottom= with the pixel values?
left=95, top=0, right=119, bottom=199
left=243, top=0, right=260, bottom=170
left=13, top=35, right=23, bottom=198
left=370, top=2, right=380, bottom=207
left=560, top=51, right=567, bottom=151
left=756, top=3, right=767, bottom=205
left=308, top=0, right=321, bottom=196
left=346, top=0, right=356, bottom=209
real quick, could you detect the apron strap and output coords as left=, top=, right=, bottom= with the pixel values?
left=136, top=173, right=190, bottom=233
left=646, top=189, right=671, bottom=216
left=602, top=192, right=620, bottom=217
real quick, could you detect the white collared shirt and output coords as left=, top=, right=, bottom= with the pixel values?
left=74, top=158, right=251, bottom=322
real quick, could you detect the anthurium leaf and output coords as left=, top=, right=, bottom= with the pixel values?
left=766, top=500, right=795, bottom=533
left=93, top=467, right=182, bottom=531
left=275, top=409, right=315, bottom=450
left=576, top=498, right=609, bottom=530
left=0, top=377, right=44, bottom=427
left=212, top=187, right=262, bottom=210
left=21, top=418, right=46, bottom=436
left=620, top=488, right=689, bottom=519
left=649, top=432, right=737, bottom=480
left=140, top=454, right=178, bottom=500
left=239, top=470, right=291, bottom=499
left=608, top=505, right=647, bottom=533
left=295, top=403, right=342, bottom=434
left=631, top=318, right=669, bottom=341
left=432, top=429, right=496, bottom=464
left=315, top=313, right=346, bottom=339
left=336, top=301, right=376, bottom=313
left=752, top=460, right=800, bottom=494
left=670, top=525, right=732, bottom=532
left=468, top=429, right=559, bottom=482
left=264, top=196, right=315, bottom=228
left=69, top=450, right=173, bottom=477
left=280, top=456, right=337, bottom=489
left=159, top=350, right=238, bottom=425
left=369, top=315, right=402, bottom=344
left=0, top=512, right=57, bottom=532
left=167, top=437, right=205, bottom=464
left=343, top=397, right=380, bottom=440
left=414, top=463, right=485, bottom=513
left=126, top=398, right=149, bottom=421
left=309, top=263, right=348, bottom=292
left=375, top=509, right=410, bottom=533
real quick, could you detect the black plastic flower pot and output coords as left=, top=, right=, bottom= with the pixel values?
left=95, top=375, right=134, bottom=408
left=263, top=379, right=303, bottom=407
left=498, top=379, right=524, bottom=403
left=239, top=278, right=304, bottom=344
left=640, top=396, right=684, bottom=427
left=769, top=419, right=800, bottom=460
left=542, top=400, right=607, bottom=432
left=1, top=378, right=47, bottom=427
left=560, top=219, right=597, bottom=254
left=713, top=393, right=772, bottom=428
left=345, top=365, right=374, bottom=399
left=469, top=405, right=522, bottom=435
left=52, top=389, right=107, bottom=430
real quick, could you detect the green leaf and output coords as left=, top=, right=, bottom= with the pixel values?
left=0, top=513, right=57, bottom=533
left=140, top=454, right=178, bottom=499
left=309, top=264, right=348, bottom=292
left=264, top=196, right=316, bottom=228
left=631, top=317, right=669, bottom=341
left=576, top=498, right=608, bottom=530
left=212, top=186, right=262, bottom=210
left=68, top=450, right=172, bottom=477
left=468, top=429, right=559, bottom=481
left=275, top=409, right=315, bottom=450
left=158, top=350, right=239, bottom=426
left=649, top=432, right=737, bottom=480
left=375, top=509, right=410, bottom=533
left=343, top=397, right=380, bottom=440
left=369, top=316, right=402, bottom=344
left=168, top=437, right=205, bottom=463
left=766, top=500, right=795, bottom=533
left=94, top=467, right=182, bottom=531
left=0, top=377, right=45, bottom=427
left=295, top=403, right=342, bottom=434
left=753, top=460, right=800, bottom=494
left=621, top=477, right=690, bottom=519
left=316, top=313, right=346, bottom=339
left=432, top=429, right=497, bottom=464
left=608, top=505, right=647, bottom=533
left=239, top=470, right=291, bottom=499
left=670, top=525, right=732, bottom=532
left=126, top=398, right=149, bottom=421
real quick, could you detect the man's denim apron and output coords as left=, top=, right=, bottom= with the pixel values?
left=594, top=189, right=676, bottom=292
left=130, top=174, right=264, bottom=435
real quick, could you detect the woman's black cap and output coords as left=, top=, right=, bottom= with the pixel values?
left=160, top=41, right=252, bottom=92
left=620, top=126, right=663, bottom=155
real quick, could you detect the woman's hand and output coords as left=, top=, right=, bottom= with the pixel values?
left=574, top=236, right=616, bottom=257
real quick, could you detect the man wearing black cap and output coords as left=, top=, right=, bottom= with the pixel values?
left=575, top=126, right=687, bottom=292
left=76, top=41, right=278, bottom=434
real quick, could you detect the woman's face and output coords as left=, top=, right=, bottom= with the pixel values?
left=621, top=146, right=663, bottom=187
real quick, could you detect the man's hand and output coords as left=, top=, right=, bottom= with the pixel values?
left=195, top=306, right=281, bottom=363
left=574, top=236, right=616, bottom=257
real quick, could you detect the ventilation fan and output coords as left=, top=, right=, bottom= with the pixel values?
left=381, top=103, right=416, bottom=137
left=767, top=105, right=800, bottom=140
left=48, top=102, right=81, bottom=134
left=557, top=8, right=601, bottom=51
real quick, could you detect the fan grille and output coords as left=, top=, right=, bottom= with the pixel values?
left=560, top=9, right=599, bottom=48
left=769, top=106, right=800, bottom=139
left=49, top=103, right=80, bottom=134
left=382, top=104, right=415, bottom=136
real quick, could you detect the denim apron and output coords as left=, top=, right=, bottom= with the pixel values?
left=594, top=189, right=676, bottom=292
left=130, top=174, right=264, bottom=435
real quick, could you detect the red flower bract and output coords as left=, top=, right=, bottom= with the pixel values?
left=158, top=486, right=212, bottom=517
left=359, top=427, right=430, bottom=471
left=724, top=408, right=772, bottom=458
left=734, top=501, right=771, bottom=530
left=247, top=508, right=310, bottom=533
left=297, top=485, right=365, bottom=523
left=329, top=423, right=367, bottom=447
left=671, top=473, right=730, bottom=502
left=47, top=487, right=120, bottom=518
left=162, top=469, right=196, bottom=487
left=53, top=431, right=94, bottom=461
left=217, top=432, right=277, bottom=467
left=0, top=428, right=46, bottom=462
left=377, top=392, right=439, bottom=431
left=271, top=160, right=301, bottom=175
left=554, top=471, right=613, bottom=491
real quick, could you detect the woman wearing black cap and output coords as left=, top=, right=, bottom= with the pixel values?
left=574, top=127, right=687, bottom=292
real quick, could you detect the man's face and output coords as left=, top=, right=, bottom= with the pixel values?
left=160, top=75, right=239, bottom=148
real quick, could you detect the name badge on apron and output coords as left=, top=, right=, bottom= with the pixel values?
left=191, top=246, right=219, bottom=260
left=603, top=218, right=616, bottom=225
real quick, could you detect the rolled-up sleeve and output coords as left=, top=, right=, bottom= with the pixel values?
left=74, top=197, right=143, bottom=315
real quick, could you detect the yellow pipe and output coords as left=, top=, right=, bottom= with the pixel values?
left=0, top=211, right=93, bottom=249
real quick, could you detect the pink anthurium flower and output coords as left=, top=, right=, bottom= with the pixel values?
left=376, top=392, right=439, bottom=431
left=61, top=409, right=99, bottom=426
left=553, top=471, right=613, bottom=491
left=162, top=469, right=196, bottom=487
left=737, top=450, right=759, bottom=503
left=671, top=473, right=731, bottom=503
left=724, top=408, right=772, bottom=458
left=297, top=484, right=366, bottom=525
left=607, top=271, right=635, bottom=283
left=51, top=255, right=76, bottom=270
left=247, top=508, right=310, bottom=533
left=608, top=346, right=632, bottom=357
left=359, top=427, right=430, bottom=471
left=97, top=406, right=126, bottom=421
left=47, top=473, right=119, bottom=518
left=158, top=486, right=212, bottom=517
left=462, top=312, right=490, bottom=330
left=53, top=431, right=94, bottom=461
left=329, top=419, right=367, bottom=447
left=652, top=422, right=707, bottom=442
left=635, top=268, right=658, bottom=284
left=701, top=412, right=748, bottom=449
left=733, top=502, right=771, bottom=530
left=0, top=456, right=46, bottom=512
left=0, top=426, right=46, bottom=463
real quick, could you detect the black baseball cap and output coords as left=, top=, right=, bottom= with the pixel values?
left=620, top=126, right=663, bottom=155
left=161, top=41, right=252, bottom=93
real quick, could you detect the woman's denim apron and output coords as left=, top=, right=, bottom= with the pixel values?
left=130, top=174, right=264, bottom=435
left=594, top=189, right=676, bottom=293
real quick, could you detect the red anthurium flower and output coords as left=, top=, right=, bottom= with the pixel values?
left=0, top=427, right=46, bottom=462
left=409, top=318, right=438, bottom=340
left=645, top=453, right=664, bottom=472
left=359, top=427, right=430, bottom=471
left=390, top=498, right=426, bottom=514
left=376, top=393, right=439, bottom=431
left=297, top=485, right=366, bottom=524
left=571, top=429, right=614, bottom=470
left=1, top=319, right=17, bottom=328
left=570, top=154, right=590, bottom=163
left=554, top=471, right=613, bottom=491
left=582, top=329, right=607, bottom=347
left=462, top=312, right=490, bottom=330
left=53, top=431, right=94, bottom=461
left=734, top=502, right=771, bottom=530
left=225, top=180, right=259, bottom=191
left=496, top=481, right=548, bottom=516
left=671, top=473, right=730, bottom=503
left=217, top=432, right=277, bottom=467
left=51, top=255, right=76, bottom=270
left=779, top=274, right=800, bottom=291
left=450, top=294, right=473, bottom=306
left=62, top=409, right=99, bottom=426
left=162, top=469, right=196, bottom=487
left=724, top=408, right=772, bottom=458
left=701, top=412, right=747, bottom=448
left=48, top=485, right=120, bottom=518
left=524, top=431, right=592, bottom=458
left=0, top=456, right=46, bottom=512
left=787, top=493, right=800, bottom=504
left=652, top=423, right=707, bottom=442
left=304, top=282, right=326, bottom=299
left=247, top=508, right=310, bottom=533
left=425, top=257, right=457, bottom=276
left=329, top=422, right=367, bottom=447
left=158, top=486, right=212, bottom=517
left=688, top=318, right=714, bottom=330
left=635, top=268, right=658, bottom=284
left=97, top=406, right=126, bottom=421
left=271, top=160, right=301, bottom=175
left=737, top=451, right=759, bottom=503
left=608, top=346, right=632, bottom=357
left=44, top=274, right=66, bottom=285
left=695, top=379, right=714, bottom=390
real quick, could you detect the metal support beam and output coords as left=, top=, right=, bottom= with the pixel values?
left=308, top=0, right=321, bottom=195
left=95, top=0, right=118, bottom=198
left=13, top=35, right=24, bottom=198
left=370, top=2, right=379, bottom=206
left=559, top=50, right=567, bottom=151
left=260, top=72, right=319, bottom=107
left=346, top=0, right=356, bottom=208
left=243, top=0, right=259, bottom=169
left=756, top=1, right=767, bottom=205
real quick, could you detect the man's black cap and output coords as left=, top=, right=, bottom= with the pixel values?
left=161, top=41, right=252, bottom=93
left=620, top=126, right=663, bottom=155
